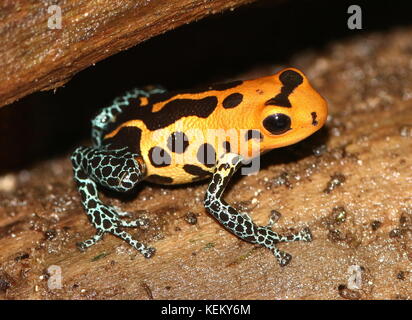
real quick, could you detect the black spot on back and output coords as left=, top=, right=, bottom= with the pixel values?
left=167, top=132, right=189, bottom=154
left=197, top=143, right=216, bottom=168
left=104, top=126, right=142, bottom=155
left=245, top=129, right=263, bottom=141
left=222, top=93, right=243, bottom=109
left=147, top=96, right=219, bottom=131
left=148, top=147, right=172, bottom=168
left=146, top=174, right=174, bottom=184
left=265, top=70, right=304, bottom=108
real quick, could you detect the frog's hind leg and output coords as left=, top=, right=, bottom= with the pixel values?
left=204, top=153, right=312, bottom=267
left=71, top=146, right=155, bottom=258
left=91, top=86, right=166, bottom=147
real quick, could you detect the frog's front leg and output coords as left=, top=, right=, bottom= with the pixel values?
left=71, top=146, right=155, bottom=258
left=204, top=153, right=312, bottom=266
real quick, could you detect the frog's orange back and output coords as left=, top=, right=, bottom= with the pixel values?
left=103, top=68, right=327, bottom=184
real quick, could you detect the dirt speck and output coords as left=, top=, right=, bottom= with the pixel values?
left=371, top=220, right=382, bottom=231
left=396, top=271, right=406, bottom=281
left=14, top=252, right=30, bottom=262
left=338, top=284, right=361, bottom=300
left=185, top=212, right=198, bottom=225
left=331, top=206, right=347, bottom=225
left=0, top=272, right=14, bottom=293
left=141, top=282, right=154, bottom=300
left=399, top=125, right=412, bottom=137
left=324, top=173, right=346, bottom=194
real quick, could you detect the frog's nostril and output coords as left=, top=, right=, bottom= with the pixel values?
left=311, top=112, right=318, bottom=126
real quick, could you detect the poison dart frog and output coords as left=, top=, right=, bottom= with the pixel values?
left=71, top=68, right=328, bottom=266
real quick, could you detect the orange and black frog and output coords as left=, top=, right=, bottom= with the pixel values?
left=71, top=68, right=328, bottom=266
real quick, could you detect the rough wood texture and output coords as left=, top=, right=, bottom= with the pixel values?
left=0, top=25, right=411, bottom=299
left=0, top=0, right=254, bottom=108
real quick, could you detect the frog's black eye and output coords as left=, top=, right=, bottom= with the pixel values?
left=263, top=113, right=291, bottom=135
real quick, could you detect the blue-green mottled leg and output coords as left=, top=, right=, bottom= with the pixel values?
left=91, top=86, right=166, bottom=147
left=204, top=153, right=312, bottom=267
left=71, top=146, right=155, bottom=258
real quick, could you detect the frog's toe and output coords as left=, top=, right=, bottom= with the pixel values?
left=76, top=241, right=87, bottom=252
left=142, top=247, right=156, bottom=259
left=76, top=229, right=105, bottom=251
left=112, top=206, right=131, bottom=217
left=119, top=218, right=149, bottom=228
left=79, top=204, right=153, bottom=258
left=276, top=250, right=292, bottom=267
left=116, top=210, right=131, bottom=217
left=300, top=227, right=313, bottom=242
left=111, top=228, right=155, bottom=258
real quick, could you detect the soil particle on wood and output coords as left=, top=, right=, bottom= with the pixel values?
left=1, top=9, right=412, bottom=300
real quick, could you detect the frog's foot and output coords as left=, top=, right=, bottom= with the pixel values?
left=254, top=225, right=312, bottom=266
left=296, top=227, right=313, bottom=242
left=78, top=204, right=155, bottom=258
left=204, top=153, right=312, bottom=267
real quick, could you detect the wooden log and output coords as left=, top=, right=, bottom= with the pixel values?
left=0, top=0, right=255, bottom=108
left=0, top=26, right=411, bottom=299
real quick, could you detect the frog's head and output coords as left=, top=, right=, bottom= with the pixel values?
left=257, top=68, right=328, bottom=150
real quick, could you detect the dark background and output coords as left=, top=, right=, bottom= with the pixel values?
left=0, top=0, right=411, bottom=173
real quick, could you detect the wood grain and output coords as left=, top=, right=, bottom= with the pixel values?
left=0, top=0, right=255, bottom=108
